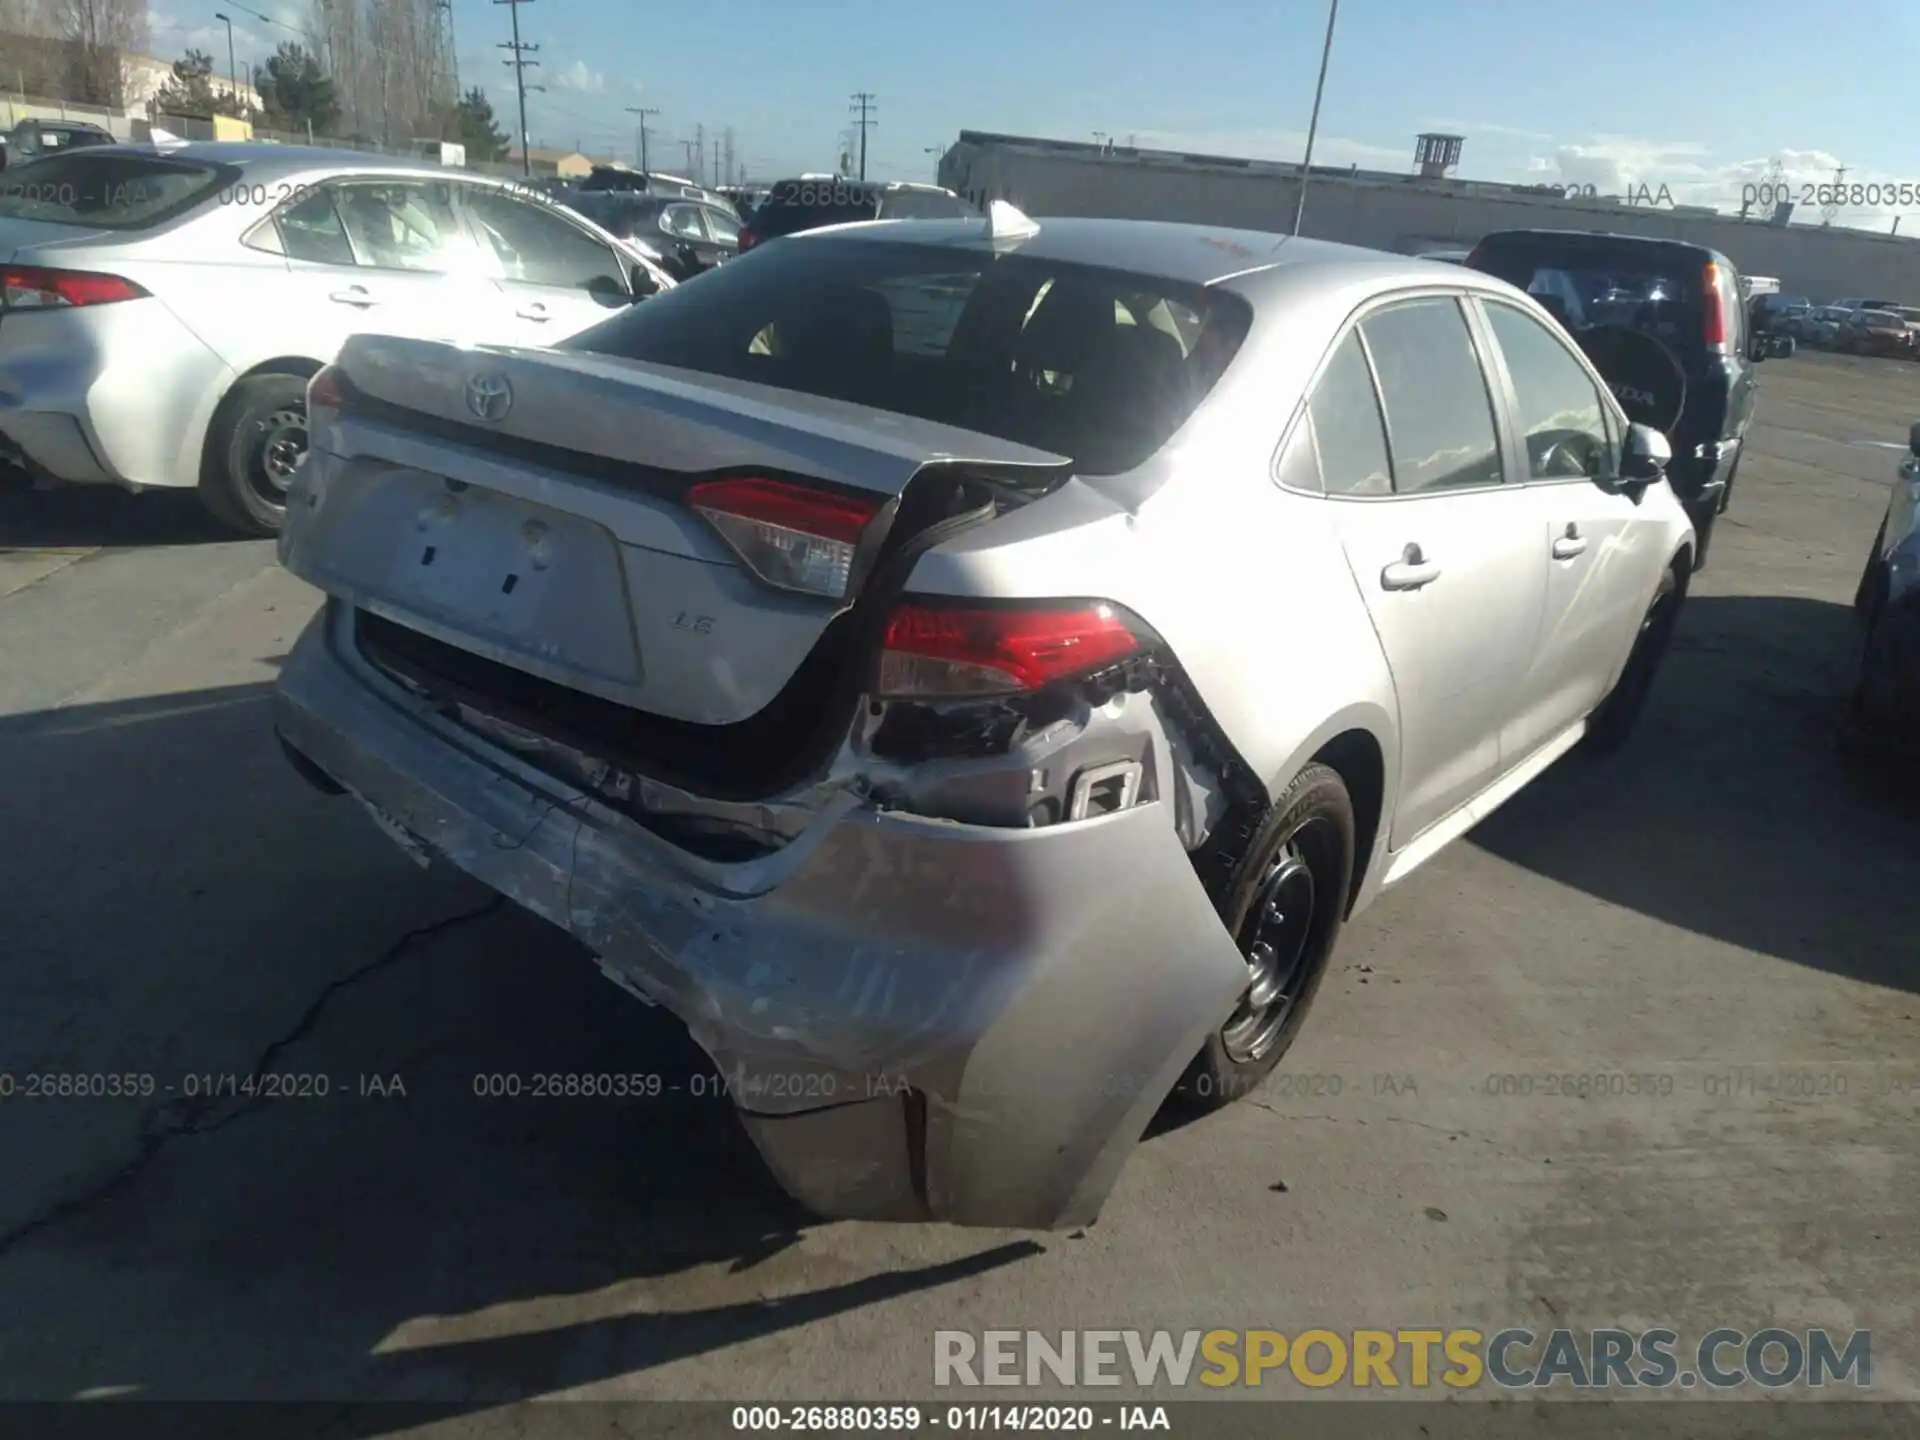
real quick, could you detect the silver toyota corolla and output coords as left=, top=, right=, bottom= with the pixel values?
left=0, top=142, right=672, bottom=535
left=273, top=209, right=1695, bottom=1230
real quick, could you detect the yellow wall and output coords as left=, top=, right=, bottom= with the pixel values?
left=210, top=114, right=253, bottom=142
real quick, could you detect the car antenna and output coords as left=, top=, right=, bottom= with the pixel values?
left=986, top=199, right=1040, bottom=244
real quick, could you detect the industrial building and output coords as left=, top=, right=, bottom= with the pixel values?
left=938, top=130, right=1920, bottom=303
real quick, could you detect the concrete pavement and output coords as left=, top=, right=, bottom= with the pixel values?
left=0, top=352, right=1915, bottom=1419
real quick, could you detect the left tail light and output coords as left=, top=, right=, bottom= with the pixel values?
left=1701, top=262, right=1728, bottom=350
left=0, top=265, right=147, bottom=309
left=875, top=601, right=1145, bottom=698
left=307, top=364, right=356, bottom=413
left=688, top=476, right=883, bottom=600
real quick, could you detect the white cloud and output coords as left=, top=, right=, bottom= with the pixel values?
left=1428, top=118, right=1554, bottom=143
left=555, top=60, right=604, bottom=94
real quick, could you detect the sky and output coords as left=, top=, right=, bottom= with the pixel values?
left=146, top=0, right=1920, bottom=231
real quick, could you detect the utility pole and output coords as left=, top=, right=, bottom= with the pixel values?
left=437, top=0, right=458, bottom=103
left=1290, top=0, right=1340, bottom=236
left=625, top=104, right=658, bottom=173
left=1821, top=165, right=1847, bottom=227
left=694, top=123, right=705, bottom=186
left=849, top=91, right=876, bottom=182
left=723, top=127, right=735, bottom=187
left=924, top=142, right=943, bottom=180
left=681, top=137, right=696, bottom=174
left=495, top=0, right=540, bottom=177
left=213, top=13, right=237, bottom=100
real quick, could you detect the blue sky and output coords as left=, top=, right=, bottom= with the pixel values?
left=152, top=0, right=1920, bottom=228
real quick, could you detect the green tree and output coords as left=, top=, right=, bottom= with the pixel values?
left=254, top=42, right=339, bottom=137
left=447, top=86, right=509, bottom=162
left=152, top=47, right=254, bottom=120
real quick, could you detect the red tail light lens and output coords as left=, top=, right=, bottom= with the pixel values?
left=876, top=602, right=1144, bottom=698
left=308, top=364, right=349, bottom=411
left=1701, top=262, right=1728, bottom=348
left=0, top=265, right=147, bottom=309
left=738, top=229, right=758, bottom=252
left=688, top=476, right=883, bottom=600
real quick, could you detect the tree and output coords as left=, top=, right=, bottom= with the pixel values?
left=152, top=47, right=255, bottom=120
left=255, top=41, right=338, bottom=135
left=448, top=86, right=508, bottom=162
left=49, top=0, right=145, bottom=106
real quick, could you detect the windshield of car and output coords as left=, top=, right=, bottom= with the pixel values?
left=0, top=152, right=232, bottom=229
left=561, top=237, right=1251, bottom=474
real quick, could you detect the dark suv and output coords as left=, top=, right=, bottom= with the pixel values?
left=738, top=179, right=976, bottom=252
left=1467, top=230, right=1769, bottom=568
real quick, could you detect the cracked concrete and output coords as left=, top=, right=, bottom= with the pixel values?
left=1, top=354, right=1917, bottom=1413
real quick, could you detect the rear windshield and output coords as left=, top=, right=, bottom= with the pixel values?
left=1473, top=244, right=1705, bottom=348
left=752, top=181, right=883, bottom=237
left=0, top=152, right=233, bottom=230
left=562, top=237, right=1253, bottom=475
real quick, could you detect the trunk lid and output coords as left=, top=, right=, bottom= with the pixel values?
left=285, top=333, right=1071, bottom=745
left=0, top=218, right=116, bottom=262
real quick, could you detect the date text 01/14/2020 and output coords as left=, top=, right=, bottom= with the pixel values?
left=728, top=1405, right=1172, bottom=1432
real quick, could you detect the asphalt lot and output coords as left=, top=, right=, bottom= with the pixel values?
left=0, top=349, right=1917, bottom=1422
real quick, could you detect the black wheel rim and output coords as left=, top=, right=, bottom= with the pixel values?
left=1220, top=821, right=1326, bottom=1065
left=247, top=404, right=308, bottom=506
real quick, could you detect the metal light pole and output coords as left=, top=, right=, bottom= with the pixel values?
left=213, top=12, right=237, bottom=101
left=1290, top=0, right=1340, bottom=237
left=626, top=104, right=657, bottom=174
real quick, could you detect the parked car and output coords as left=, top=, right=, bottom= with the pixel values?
left=0, top=119, right=115, bottom=168
left=563, top=191, right=738, bottom=279
left=1466, top=229, right=1766, bottom=569
left=717, top=183, right=769, bottom=223
left=1845, top=423, right=1920, bottom=764
left=1837, top=308, right=1916, bottom=358
left=574, top=166, right=732, bottom=210
left=0, top=142, right=671, bottom=536
left=737, top=178, right=976, bottom=251
left=1751, top=291, right=1811, bottom=337
left=1800, top=304, right=1855, bottom=346
left=1830, top=296, right=1903, bottom=315
left=272, top=212, right=1694, bottom=1230
left=1416, top=247, right=1471, bottom=265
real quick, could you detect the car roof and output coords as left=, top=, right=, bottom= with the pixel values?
left=1475, top=228, right=1728, bottom=267
left=793, top=214, right=1494, bottom=291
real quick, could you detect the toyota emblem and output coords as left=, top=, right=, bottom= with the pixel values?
left=465, top=372, right=513, bottom=422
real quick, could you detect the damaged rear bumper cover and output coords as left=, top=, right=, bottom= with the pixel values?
left=273, top=604, right=1249, bottom=1230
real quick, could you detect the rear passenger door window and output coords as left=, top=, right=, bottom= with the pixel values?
left=331, top=180, right=473, bottom=274
left=1359, top=297, right=1504, bottom=495
left=1307, top=331, right=1392, bottom=497
left=273, top=186, right=356, bottom=267
left=1482, top=301, right=1616, bottom=480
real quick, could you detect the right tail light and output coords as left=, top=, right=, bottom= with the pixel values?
left=875, top=601, right=1145, bottom=698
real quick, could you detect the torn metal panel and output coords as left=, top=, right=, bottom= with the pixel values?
left=275, top=602, right=1248, bottom=1230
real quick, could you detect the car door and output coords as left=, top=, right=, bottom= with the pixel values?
left=697, top=203, right=740, bottom=265
left=459, top=185, right=637, bottom=342
left=1318, top=294, right=1547, bottom=847
left=263, top=179, right=505, bottom=358
left=1474, top=296, right=1666, bottom=763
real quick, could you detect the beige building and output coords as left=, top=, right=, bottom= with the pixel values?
left=122, top=52, right=261, bottom=115
left=940, top=130, right=1920, bottom=305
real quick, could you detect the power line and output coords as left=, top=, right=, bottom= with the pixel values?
left=494, top=0, right=540, bottom=177
left=849, top=91, right=876, bottom=182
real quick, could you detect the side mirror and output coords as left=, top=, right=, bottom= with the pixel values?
left=1621, top=423, right=1671, bottom=483
left=1908, top=419, right=1920, bottom=459
left=627, top=262, right=660, bottom=299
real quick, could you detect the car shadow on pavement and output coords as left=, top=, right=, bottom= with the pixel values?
left=0, top=473, right=238, bottom=549
left=1473, top=593, right=1920, bottom=993
left=0, top=683, right=1042, bottom=1408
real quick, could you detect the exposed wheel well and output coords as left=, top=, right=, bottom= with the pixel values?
left=1670, top=544, right=1695, bottom=583
left=239, top=356, right=326, bottom=384
left=1311, top=728, right=1384, bottom=916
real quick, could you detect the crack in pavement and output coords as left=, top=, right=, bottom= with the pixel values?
left=0, top=894, right=506, bottom=1260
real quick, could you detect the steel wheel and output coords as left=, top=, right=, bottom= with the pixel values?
left=250, top=404, right=308, bottom=504
left=1219, top=827, right=1323, bottom=1065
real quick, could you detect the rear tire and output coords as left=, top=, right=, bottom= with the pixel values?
left=1175, top=763, right=1354, bottom=1112
left=197, top=373, right=310, bottom=538
left=1855, top=519, right=1889, bottom=618
left=1584, top=564, right=1684, bottom=755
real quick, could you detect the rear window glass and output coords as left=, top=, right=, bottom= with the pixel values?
left=880, top=190, right=975, bottom=220
left=1473, top=244, right=1705, bottom=348
left=0, top=153, right=232, bottom=230
left=562, top=237, right=1252, bottom=475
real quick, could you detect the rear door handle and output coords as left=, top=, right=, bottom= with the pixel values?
left=1380, top=544, right=1442, bottom=591
left=1552, top=526, right=1589, bottom=560
left=329, top=286, right=378, bottom=308
left=516, top=302, right=550, bottom=321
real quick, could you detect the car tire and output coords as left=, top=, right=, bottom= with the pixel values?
left=1175, top=762, right=1355, bottom=1112
left=197, top=373, right=310, bottom=538
left=1584, top=563, right=1685, bottom=755
left=1716, top=456, right=1740, bottom=515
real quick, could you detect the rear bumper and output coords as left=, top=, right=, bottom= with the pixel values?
left=0, top=301, right=230, bottom=489
left=273, top=604, right=1249, bottom=1229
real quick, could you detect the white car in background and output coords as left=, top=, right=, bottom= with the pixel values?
left=0, top=142, right=673, bottom=535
